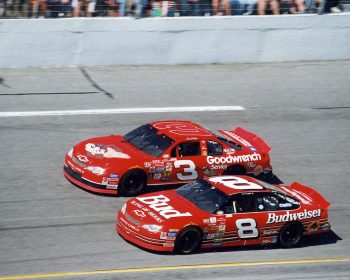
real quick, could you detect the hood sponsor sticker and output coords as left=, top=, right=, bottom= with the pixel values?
left=136, top=195, right=192, bottom=219
left=85, top=143, right=130, bottom=159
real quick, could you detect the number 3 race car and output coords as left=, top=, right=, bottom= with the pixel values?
left=63, top=120, right=272, bottom=196
left=117, top=175, right=331, bottom=254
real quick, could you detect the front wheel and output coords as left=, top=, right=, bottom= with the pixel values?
left=119, top=169, right=147, bottom=196
left=279, top=222, right=303, bottom=248
left=174, top=226, right=202, bottom=254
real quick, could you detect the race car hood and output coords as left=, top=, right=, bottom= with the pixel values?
left=124, top=190, right=203, bottom=226
left=69, top=135, right=149, bottom=167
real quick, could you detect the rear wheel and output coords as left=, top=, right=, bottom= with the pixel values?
left=119, top=169, right=147, bottom=196
left=174, top=226, right=202, bottom=254
left=223, top=165, right=246, bottom=175
left=279, top=222, right=303, bottom=248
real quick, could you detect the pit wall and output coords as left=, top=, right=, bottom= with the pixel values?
left=0, top=14, right=350, bottom=67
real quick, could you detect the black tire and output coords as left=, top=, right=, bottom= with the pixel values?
left=223, top=165, right=246, bottom=175
left=279, top=222, right=303, bottom=248
left=174, top=226, right=202, bottom=254
left=119, top=169, right=147, bottom=196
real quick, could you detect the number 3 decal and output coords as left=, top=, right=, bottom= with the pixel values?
left=236, top=218, right=259, bottom=239
left=174, top=160, right=198, bottom=180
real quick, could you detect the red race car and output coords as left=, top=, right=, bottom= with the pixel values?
left=117, top=175, right=331, bottom=254
left=64, top=120, right=272, bottom=196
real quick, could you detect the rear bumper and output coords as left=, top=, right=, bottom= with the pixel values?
left=116, top=216, right=173, bottom=253
left=63, top=165, right=118, bottom=195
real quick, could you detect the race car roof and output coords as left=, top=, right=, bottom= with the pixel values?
left=150, top=120, right=213, bottom=142
left=203, top=175, right=272, bottom=196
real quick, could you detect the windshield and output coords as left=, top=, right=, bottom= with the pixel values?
left=214, top=132, right=242, bottom=151
left=176, top=180, right=229, bottom=214
left=255, top=179, right=300, bottom=205
left=124, top=124, right=174, bottom=157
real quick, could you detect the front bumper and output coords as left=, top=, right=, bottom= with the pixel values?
left=63, top=165, right=118, bottom=195
left=116, top=216, right=173, bottom=253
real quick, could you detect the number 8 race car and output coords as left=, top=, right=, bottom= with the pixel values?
left=116, top=175, right=331, bottom=254
left=63, top=120, right=272, bottom=196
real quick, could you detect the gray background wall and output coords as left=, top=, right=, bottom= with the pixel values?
left=0, top=14, right=350, bottom=68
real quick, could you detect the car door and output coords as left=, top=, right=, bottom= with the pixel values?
left=170, top=141, right=209, bottom=183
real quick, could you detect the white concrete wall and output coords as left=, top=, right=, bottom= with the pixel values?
left=0, top=14, right=350, bottom=67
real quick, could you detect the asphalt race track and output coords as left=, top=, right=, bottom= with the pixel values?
left=0, top=61, right=350, bottom=279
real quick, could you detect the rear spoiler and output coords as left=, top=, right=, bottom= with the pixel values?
left=289, top=182, right=330, bottom=209
left=218, top=127, right=271, bottom=153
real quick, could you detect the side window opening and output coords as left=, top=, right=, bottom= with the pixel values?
left=232, top=194, right=255, bottom=213
left=178, top=142, right=201, bottom=157
left=207, top=140, right=223, bottom=156
left=255, top=193, right=300, bottom=211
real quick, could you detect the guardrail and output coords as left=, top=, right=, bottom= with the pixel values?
left=0, top=14, right=349, bottom=67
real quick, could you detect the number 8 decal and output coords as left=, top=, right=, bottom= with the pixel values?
left=236, top=218, right=259, bottom=239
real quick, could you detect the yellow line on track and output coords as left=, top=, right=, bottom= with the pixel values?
left=1, top=257, right=350, bottom=280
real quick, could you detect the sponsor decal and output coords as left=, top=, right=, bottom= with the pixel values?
left=85, top=143, right=130, bottom=159
left=186, top=137, right=198, bottom=141
left=130, top=200, right=165, bottom=223
left=77, top=154, right=89, bottom=163
left=203, top=219, right=209, bottom=223
left=210, top=164, right=227, bottom=170
left=160, top=232, right=167, bottom=239
left=223, top=148, right=236, bottom=155
left=253, top=165, right=263, bottom=175
left=222, top=130, right=254, bottom=148
left=266, top=209, right=321, bottom=224
left=161, top=162, right=172, bottom=181
left=106, top=185, right=118, bottom=190
left=136, top=195, right=192, bottom=219
left=249, top=147, right=257, bottom=152
left=133, top=210, right=146, bottom=218
left=280, top=186, right=312, bottom=205
left=207, top=153, right=261, bottom=165
left=262, top=237, right=277, bottom=244
left=262, top=229, right=278, bottom=236
left=247, top=162, right=257, bottom=168
left=209, top=217, right=217, bottom=224
left=163, top=154, right=170, bottom=159
left=163, top=242, right=174, bottom=247
left=167, top=231, right=177, bottom=237
left=110, top=173, right=119, bottom=178
left=148, top=211, right=163, bottom=223
left=120, top=217, right=139, bottom=232
left=279, top=203, right=292, bottom=208
left=207, top=233, right=214, bottom=239
left=144, top=162, right=151, bottom=168
left=218, top=225, right=226, bottom=232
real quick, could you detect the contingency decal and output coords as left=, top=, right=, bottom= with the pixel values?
left=85, top=143, right=130, bottom=159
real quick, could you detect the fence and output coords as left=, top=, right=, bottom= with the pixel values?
left=0, top=13, right=349, bottom=67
